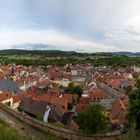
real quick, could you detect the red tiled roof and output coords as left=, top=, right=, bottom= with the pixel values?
left=63, top=73, right=72, bottom=79
left=53, top=88, right=61, bottom=96
left=79, top=97, right=90, bottom=104
left=18, top=97, right=48, bottom=117
left=111, top=98, right=128, bottom=124
left=82, top=85, right=92, bottom=90
left=75, top=103, right=89, bottom=112
left=105, top=76, right=124, bottom=89
left=88, top=87, right=107, bottom=99
left=39, top=92, right=52, bottom=102
left=13, top=93, right=26, bottom=103
left=49, top=96, right=68, bottom=111
left=37, top=92, right=68, bottom=111
left=63, top=94, right=78, bottom=103
left=122, top=99, right=128, bottom=110
left=0, top=93, right=13, bottom=102
left=48, top=70, right=63, bottom=79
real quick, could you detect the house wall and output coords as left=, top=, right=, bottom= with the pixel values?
left=2, top=98, right=13, bottom=107
left=71, top=70, right=77, bottom=76
left=53, top=80, right=70, bottom=87
left=12, top=101, right=20, bottom=109
left=102, top=110, right=111, bottom=120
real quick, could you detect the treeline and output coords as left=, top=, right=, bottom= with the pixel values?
left=0, top=49, right=84, bottom=57
left=1, top=56, right=140, bottom=67
left=0, top=49, right=114, bottom=57
left=0, top=49, right=140, bottom=67
left=93, top=56, right=140, bottom=67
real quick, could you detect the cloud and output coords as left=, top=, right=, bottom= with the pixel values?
left=0, top=0, right=140, bottom=52
left=0, top=29, right=119, bottom=52
left=105, top=26, right=140, bottom=52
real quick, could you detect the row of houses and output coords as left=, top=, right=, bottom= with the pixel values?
left=0, top=64, right=139, bottom=130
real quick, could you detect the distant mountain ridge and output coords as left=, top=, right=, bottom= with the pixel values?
left=0, top=49, right=82, bottom=57
left=111, top=52, right=140, bottom=56
left=0, top=49, right=140, bottom=57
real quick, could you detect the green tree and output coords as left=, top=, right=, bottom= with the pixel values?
left=128, top=79, right=140, bottom=130
left=77, top=104, right=108, bottom=134
left=65, top=83, right=83, bottom=96
left=135, top=78, right=140, bottom=89
left=73, top=85, right=83, bottom=97
left=65, top=82, right=75, bottom=93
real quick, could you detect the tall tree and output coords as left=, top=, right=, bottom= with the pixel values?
left=77, top=104, right=108, bottom=134
left=73, top=85, right=83, bottom=97
left=128, top=79, right=140, bottom=130
left=65, top=82, right=75, bottom=93
left=65, top=83, right=83, bottom=96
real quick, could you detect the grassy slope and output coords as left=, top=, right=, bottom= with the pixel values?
left=120, top=130, right=140, bottom=140
left=0, top=118, right=60, bottom=140
left=0, top=118, right=29, bottom=140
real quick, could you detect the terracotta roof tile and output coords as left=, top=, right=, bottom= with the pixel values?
left=0, top=93, right=13, bottom=102
left=88, top=87, right=107, bottom=100
left=111, top=98, right=128, bottom=124
left=63, top=94, right=78, bottom=103
left=75, top=103, right=89, bottom=112
left=13, top=93, right=26, bottom=103
left=18, top=97, right=48, bottom=117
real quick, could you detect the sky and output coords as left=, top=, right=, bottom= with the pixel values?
left=0, top=0, right=140, bottom=52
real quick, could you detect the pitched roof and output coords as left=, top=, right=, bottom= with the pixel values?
left=48, top=70, right=63, bottom=79
left=105, top=76, right=124, bottom=89
left=29, top=92, right=68, bottom=111
left=61, top=112, right=74, bottom=125
left=79, top=97, right=90, bottom=104
left=111, top=98, right=128, bottom=124
left=49, top=96, right=68, bottom=110
left=75, top=103, right=89, bottom=112
left=82, top=85, right=92, bottom=90
left=13, top=93, right=26, bottom=103
left=49, top=104, right=65, bottom=122
left=63, top=94, right=78, bottom=103
left=88, top=87, right=107, bottom=99
left=0, top=93, right=13, bottom=102
left=63, top=73, right=72, bottom=79
left=18, top=97, right=48, bottom=117
left=0, top=79, right=20, bottom=94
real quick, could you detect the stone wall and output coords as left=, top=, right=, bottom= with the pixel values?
left=0, top=103, right=122, bottom=140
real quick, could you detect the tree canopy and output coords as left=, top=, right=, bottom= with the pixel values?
left=128, top=79, right=140, bottom=130
left=65, top=82, right=83, bottom=96
left=76, top=104, right=108, bottom=134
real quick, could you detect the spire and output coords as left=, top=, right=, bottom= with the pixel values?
left=10, top=63, right=15, bottom=76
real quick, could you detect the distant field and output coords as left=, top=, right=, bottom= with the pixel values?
left=0, top=49, right=140, bottom=67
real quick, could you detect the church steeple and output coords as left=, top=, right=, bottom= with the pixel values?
left=10, top=63, right=15, bottom=76
left=9, top=63, right=17, bottom=81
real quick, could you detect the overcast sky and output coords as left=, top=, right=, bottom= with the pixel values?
left=0, top=0, right=140, bottom=52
